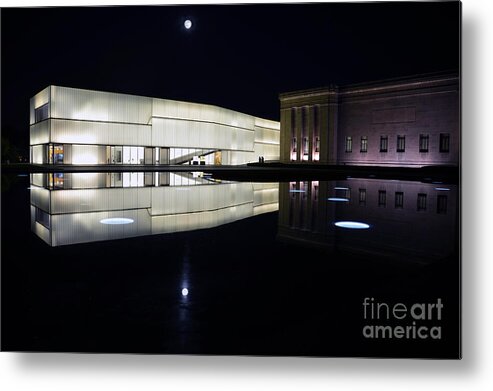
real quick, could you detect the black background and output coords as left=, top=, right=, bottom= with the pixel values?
left=1, top=2, right=460, bottom=151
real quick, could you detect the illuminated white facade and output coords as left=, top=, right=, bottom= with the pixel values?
left=30, top=86, right=280, bottom=165
left=30, top=172, right=279, bottom=246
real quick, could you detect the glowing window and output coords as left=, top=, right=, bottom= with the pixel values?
left=345, top=136, right=352, bottom=153
left=397, top=136, right=406, bottom=153
left=380, top=136, right=388, bottom=152
left=360, top=136, right=368, bottom=153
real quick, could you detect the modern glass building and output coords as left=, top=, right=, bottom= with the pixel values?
left=30, top=86, right=280, bottom=165
left=30, top=171, right=279, bottom=246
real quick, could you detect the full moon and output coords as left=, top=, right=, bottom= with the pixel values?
left=184, top=20, right=192, bottom=29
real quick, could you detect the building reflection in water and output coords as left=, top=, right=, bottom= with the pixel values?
left=278, top=178, right=458, bottom=262
left=29, top=172, right=279, bottom=246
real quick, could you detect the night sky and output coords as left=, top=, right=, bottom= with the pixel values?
left=1, top=2, right=460, bottom=151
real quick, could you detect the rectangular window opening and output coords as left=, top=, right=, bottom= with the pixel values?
left=345, top=136, right=352, bottom=153
left=437, top=195, right=448, bottom=214
left=360, top=136, right=368, bottom=153
left=380, top=136, right=388, bottom=152
left=419, top=134, right=429, bottom=153
left=397, top=136, right=406, bottom=153
left=378, top=190, right=386, bottom=207
left=440, top=133, right=450, bottom=153
left=35, top=103, right=49, bottom=123
left=395, top=191, right=404, bottom=208
left=417, top=193, right=427, bottom=211
left=359, top=188, right=366, bottom=205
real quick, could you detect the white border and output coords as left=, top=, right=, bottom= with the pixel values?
left=1, top=0, right=493, bottom=390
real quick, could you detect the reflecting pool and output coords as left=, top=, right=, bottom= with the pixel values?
left=1, top=171, right=459, bottom=357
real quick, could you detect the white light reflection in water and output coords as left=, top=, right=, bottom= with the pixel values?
left=327, top=197, right=349, bottom=202
left=435, top=188, right=450, bottom=191
left=100, top=218, right=134, bottom=225
left=334, top=221, right=370, bottom=229
left=289, top=190, right=306, bottom=193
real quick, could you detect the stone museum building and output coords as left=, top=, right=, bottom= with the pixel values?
left=279, top=72, right=459, bottom=167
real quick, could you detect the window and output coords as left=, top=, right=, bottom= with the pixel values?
left=301, top=181, right=308, bottom=201
left=378, top=190, right=386, bottom=207
left=417, top=193, right=427, bottom=211
left=359, top=188, right=367, bottom=205
left=440, top=133, right=450, bottom=153
left=315, top=137, right=320, bottom=152
left=437, top=195, right=448, bottom=214
left=53, top=145, right=64, bottom=164
left=35, top=207, right=50, bottom=229
left=360, top=136, right=368, bottom=153
left=35, top=103, right=49, bottom=123
left=395, top=192, right=404, bottom=208
left=53, top=173, right=64, bottom=189
left=303, top=137, right=309, bottom=156
left=345, top=136, right=352, bottom=153
left=397, top=136, right=406, bottom=152
left=292, top=137, right=297, bottom=153
left=380, top=136, right=388, bottom=152
left=419, top=134, right=429, bottom=152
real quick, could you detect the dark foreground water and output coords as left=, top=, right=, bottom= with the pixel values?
left=1, top=172, right=460, bottom=357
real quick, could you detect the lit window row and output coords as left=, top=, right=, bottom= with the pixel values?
left=290, top=105, right=321, bottom=161
left=357, top=188, right=448, bottom=213
left=345, top=134, right=451, bottom=153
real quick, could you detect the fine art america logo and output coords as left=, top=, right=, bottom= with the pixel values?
left=362, top=298, right=443, bottom=340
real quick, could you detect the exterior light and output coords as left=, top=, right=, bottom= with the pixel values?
left=334, top=221, right=370, bottom=229
left=100, top=218, right=134, bottom=225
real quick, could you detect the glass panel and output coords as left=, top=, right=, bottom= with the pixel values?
left=35, top=103, right=49, bottom=123
left=137, top=147, right=144, bottom=164
left=123, top=147, right=131, bottom=164
left=54, top=145, right=64, bottom=164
